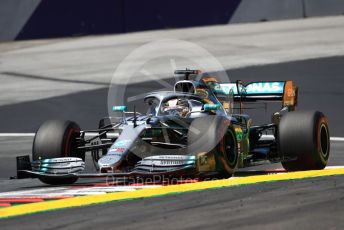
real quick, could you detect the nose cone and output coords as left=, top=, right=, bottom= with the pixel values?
left=98, top=154, right=122, bottom=168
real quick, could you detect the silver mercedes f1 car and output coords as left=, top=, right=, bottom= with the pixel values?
left=16, top=69, right=330, bottom=185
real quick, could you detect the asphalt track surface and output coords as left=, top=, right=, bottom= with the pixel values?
left=2, top=176, right=344, bottom=230
left=0, top=56, right=344, bottom=229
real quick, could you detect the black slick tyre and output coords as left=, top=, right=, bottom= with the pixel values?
left=279, top=111, right=330, bottom=171
left=32, top=120, right=83, bottom=184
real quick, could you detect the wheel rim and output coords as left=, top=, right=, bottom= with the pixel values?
left=224, top=131, right=237, bottom=166
left=319, top=123, right=329, bottom=159
left=64, top=127, right=80, bottom=157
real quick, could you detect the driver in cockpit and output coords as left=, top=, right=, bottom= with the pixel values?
left=161, top=98, right=190, bottom=117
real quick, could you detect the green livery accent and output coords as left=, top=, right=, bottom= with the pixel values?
left=203, top=104, right=221, bottom=111
left=234, top=127, right=243, bottom=141
left=112, top=106, right=127, bottom=112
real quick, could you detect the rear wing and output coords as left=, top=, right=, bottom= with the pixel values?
left=219, top=81, right=298, bottom=109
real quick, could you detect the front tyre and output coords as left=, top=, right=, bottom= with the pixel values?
left=279, top=111, right=330, bottom=171
left=33, top=120, right=83, bottom=184
left=188, top=116, right=238, bottom=178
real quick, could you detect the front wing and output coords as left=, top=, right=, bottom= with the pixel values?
left=16, top=155, right=200, bottom=181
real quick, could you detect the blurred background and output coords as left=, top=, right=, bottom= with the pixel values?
left=1, top=0, right=344, bottom=41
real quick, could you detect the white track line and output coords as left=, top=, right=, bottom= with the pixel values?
left=0, top=133, right=95, bottom=137
left=252, top=134, right=344, bottom=142
left=0, top=133, right=35, bottom=137
left=0, top=185, right=162, bottom=198
left=330, top=137, right=344, bottom=142
left=0, top=133, right=343, bottom=141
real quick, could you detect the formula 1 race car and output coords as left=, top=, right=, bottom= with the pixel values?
left=16, top=69, right=330, bottom=185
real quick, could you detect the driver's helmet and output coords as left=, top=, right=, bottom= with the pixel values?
left=162, top=98, right=190, bottom=117
left=202, top=76, right=224, bottom=94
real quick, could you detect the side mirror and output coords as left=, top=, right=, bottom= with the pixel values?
left=203, top=104, right=221, bottom=111
left=112, top=106, right=127, bottom=112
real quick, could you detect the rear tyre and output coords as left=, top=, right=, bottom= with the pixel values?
left=279, top=111, right=330, bottom=171
left=188, top=116, right=238, bottom=178
left=33, top=120, right=83, bottom=185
